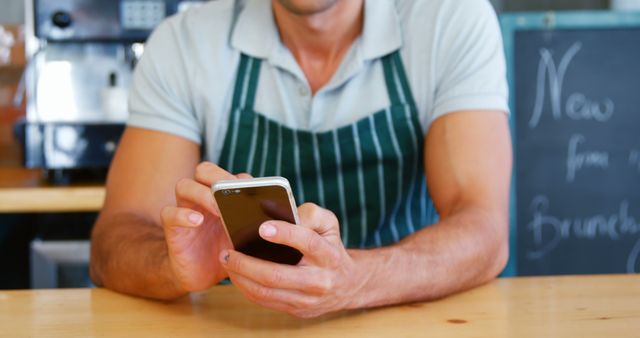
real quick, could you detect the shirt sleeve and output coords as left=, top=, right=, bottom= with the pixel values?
left=431, top=0, right=509, bottom=123
left=127, top=18, right=202, bottom=145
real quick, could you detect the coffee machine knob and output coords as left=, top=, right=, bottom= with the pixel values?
left=51, top=11, right=73, bottom=29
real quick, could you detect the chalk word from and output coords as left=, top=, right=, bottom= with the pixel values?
left=566, top=134, right=609, bottom=183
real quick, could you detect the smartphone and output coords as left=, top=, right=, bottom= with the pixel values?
left=212, top=177, right=303, bottom=265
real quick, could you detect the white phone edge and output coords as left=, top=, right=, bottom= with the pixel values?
left=212, top=176, right=300, bottom=225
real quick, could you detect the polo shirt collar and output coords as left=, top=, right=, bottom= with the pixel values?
left=230, top=0, right=403, bottom=62
left=361, top=0, right=403, bottom=60
left=230, top=0, right=277, bottom=60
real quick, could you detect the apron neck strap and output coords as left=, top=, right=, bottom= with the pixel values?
left=232, top=53, right=263, bottom=111
left=381, top=51, right=417, bottom=108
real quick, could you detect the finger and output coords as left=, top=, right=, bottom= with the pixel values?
left=235, top=173, right=253, bottom=179
left=220, top=250, right=332, bottom=295
left=228, top=271, right=319, bottom=310
left=161, top=206, right=204, bottom=229
left=298, top=203, right=340, bottom=237
left=194, top=162, right=236, bottom=187
left=258, top=221, right=339, bottom=267
left=175, top=178, right=218, bottom=216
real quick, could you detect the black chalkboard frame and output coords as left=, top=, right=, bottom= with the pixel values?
left=499, top=11, right=640, bottom=276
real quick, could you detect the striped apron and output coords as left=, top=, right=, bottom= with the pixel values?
left=218, top=51, right=439, bottom=249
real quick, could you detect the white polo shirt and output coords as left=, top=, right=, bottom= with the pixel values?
left=128, top=0, right=508, bottom=163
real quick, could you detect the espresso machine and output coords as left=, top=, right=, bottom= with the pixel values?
left=19, top=0, right=206, bottom=183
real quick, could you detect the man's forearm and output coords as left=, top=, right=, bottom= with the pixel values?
left=90, top=212, right=186, bottom=300
left=346, top=205, right=509, bottom=309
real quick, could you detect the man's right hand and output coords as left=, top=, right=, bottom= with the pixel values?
left=160, top=162, right=239, bottom=293
left=91, top=129, right=240, bottom=299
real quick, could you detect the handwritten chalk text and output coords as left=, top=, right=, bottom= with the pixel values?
left=529, top=42, right=615, bottom=129
left=526, top=195, right=640, bottom=272
left=566, top=134, right=609, bottom=182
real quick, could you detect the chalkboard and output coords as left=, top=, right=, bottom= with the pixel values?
left=502, top=12, right=640, bottom=276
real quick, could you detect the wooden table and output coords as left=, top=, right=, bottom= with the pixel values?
left=1, top=275, right=638, bottom=337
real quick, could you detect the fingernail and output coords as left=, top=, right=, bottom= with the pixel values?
left=220, top=250, right=230, bottom=264
left=260, top=223, right=277, bottom=237
left=188, top=212, right=203, bottom=225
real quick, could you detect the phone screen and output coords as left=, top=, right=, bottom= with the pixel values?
left=214, top=185, right=303, bottom=265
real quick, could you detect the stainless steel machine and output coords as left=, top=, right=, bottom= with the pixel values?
left=19, top=0, right=206, bottom=183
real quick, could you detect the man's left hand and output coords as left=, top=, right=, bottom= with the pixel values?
left=219, top=203, right=365, bottom=318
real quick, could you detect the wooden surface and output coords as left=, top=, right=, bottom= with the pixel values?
left=0, top=185, right=105, bottom=213
left=1, top=275, right=638, bottom=337
left=0, top=167, right=105, bottom=213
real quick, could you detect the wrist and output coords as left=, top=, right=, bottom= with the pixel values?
left=342, top=249, right=377, bottom=310
left=163, top=253, right=192, bottom=297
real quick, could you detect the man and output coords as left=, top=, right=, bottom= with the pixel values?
left=90, top=0, right=512, bottom=318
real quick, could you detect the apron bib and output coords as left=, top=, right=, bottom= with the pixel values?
left=218, top=51, right=438, bottom=248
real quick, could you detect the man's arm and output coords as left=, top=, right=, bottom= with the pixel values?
left=90, top=127, right=229, bottom=300
left=347, top=110, right=512, bottom=308
left=218, top=110, right=511, bottom=317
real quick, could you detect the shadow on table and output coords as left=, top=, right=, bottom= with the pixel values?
left=166, top=287, right=376, bottom=331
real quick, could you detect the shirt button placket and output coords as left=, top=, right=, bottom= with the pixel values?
left=298, top=84, right=312, bottom=124
left=298, top=84, right=309, bottom=97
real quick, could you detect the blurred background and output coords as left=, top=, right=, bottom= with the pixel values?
left=0, top=0, right=618, bottom=21
left=0, top=0, right=638, bottom=290
left=494, top=0, right=609, bottom=11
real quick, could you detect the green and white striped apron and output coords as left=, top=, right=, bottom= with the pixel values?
left=218, top=51, right=438, bottom=248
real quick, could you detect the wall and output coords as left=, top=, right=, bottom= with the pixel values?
left=0, top=0, right=24, bottom=24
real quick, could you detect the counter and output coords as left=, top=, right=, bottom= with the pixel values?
left=1, top=275, right=639, bottom=337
